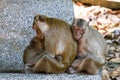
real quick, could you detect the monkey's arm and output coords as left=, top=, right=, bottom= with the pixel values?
left=23, top=49, right=43, bottom=65
left=32, top=55, right=67, bottom=73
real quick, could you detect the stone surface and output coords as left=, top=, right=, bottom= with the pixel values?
left=0, top=73, right=102, bottom=80
left=0, top=0, right=74, bottom=70
left=0, top=0, right=101, bottom=79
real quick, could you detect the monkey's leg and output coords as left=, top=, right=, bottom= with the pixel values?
left=77, top=57, right=102, bottom=75
left=24, top=53, right=45, bottom=73
left=72, top=58, right=84, bottom=68
left=32, top=55, right=67, bottom=73
left=66, top=58, right=83, bottom=73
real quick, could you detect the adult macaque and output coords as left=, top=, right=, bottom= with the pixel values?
left=23, top=15, right=77, bottom=73
left=67, top=19, right=108, bottom=74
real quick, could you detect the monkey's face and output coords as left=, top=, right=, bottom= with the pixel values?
left=72, top=26, right=85, bottom=40
left=30, top=37, right=44, bottom=53
left=32, top=15, right=49, bottom=33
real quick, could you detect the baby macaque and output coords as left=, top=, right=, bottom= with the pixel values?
left=23, top=14, right=77, bottom=73
left=23, top=36, right=45, bottom=73
left=67, top=19, right=108, bottom=74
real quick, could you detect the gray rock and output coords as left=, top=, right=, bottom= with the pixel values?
left=0, top=0, right=74, bottom=70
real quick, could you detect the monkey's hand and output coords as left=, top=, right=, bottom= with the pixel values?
left=76, top=52, right=87, bottom=59
left=66, top=58, right=84, bottom=74
left=54, top=55, right=62, bottom=62
left=66, top=67, right=77, bottom=74
left=72, top=58, right=83, bottom=68
left=24, top=64, right=35, bottom=73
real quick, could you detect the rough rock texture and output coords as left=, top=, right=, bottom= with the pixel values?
left=0, top=73, right=101, bottom=80
left=0, top=0, right=74, bottom=70
left=0, top=0, right=101, bottom=79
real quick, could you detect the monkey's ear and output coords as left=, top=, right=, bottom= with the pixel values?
left=77, top=19, right=84, bottom=27
left=38, top=15, right=45, bottom=22
left=77, top=19, right=88, bottom=29
left=72, top=17, right=75, bottom=25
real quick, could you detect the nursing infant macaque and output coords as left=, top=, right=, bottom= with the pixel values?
left=23, top=36, right=45, bottom=73
left=23, top=15, right=77, bottom=73
left=67, top=19, right=108, bottom=74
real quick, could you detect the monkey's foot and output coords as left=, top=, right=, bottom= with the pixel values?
left=66, top=67, right=77, bottom=74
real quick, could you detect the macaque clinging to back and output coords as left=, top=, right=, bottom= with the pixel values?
left=67, top=19, right=108, bottom=74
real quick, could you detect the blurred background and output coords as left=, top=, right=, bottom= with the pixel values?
left=73, top=0, right=120, bottom=80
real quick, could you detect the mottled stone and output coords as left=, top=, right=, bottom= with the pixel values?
left=0, top=0, right=74, bottom=70
left=0, top=73, right=102, bottom=80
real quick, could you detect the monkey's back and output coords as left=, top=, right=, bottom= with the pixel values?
left=86, top=27, right=108, bottom=64
left=45, top=18, right=77, bottom=66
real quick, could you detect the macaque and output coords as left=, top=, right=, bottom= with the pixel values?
left=23, top=36, right=45, bottom=73
left=67, top=19, right=108, bottom=74
left=23, top=14, right=77, bottom=73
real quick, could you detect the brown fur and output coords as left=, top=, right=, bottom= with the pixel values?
left=23, top=15, right=77, bottom=73
left=23, top=36, right=45, bottom=73
left=67, top=19, right=108, bottom=74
